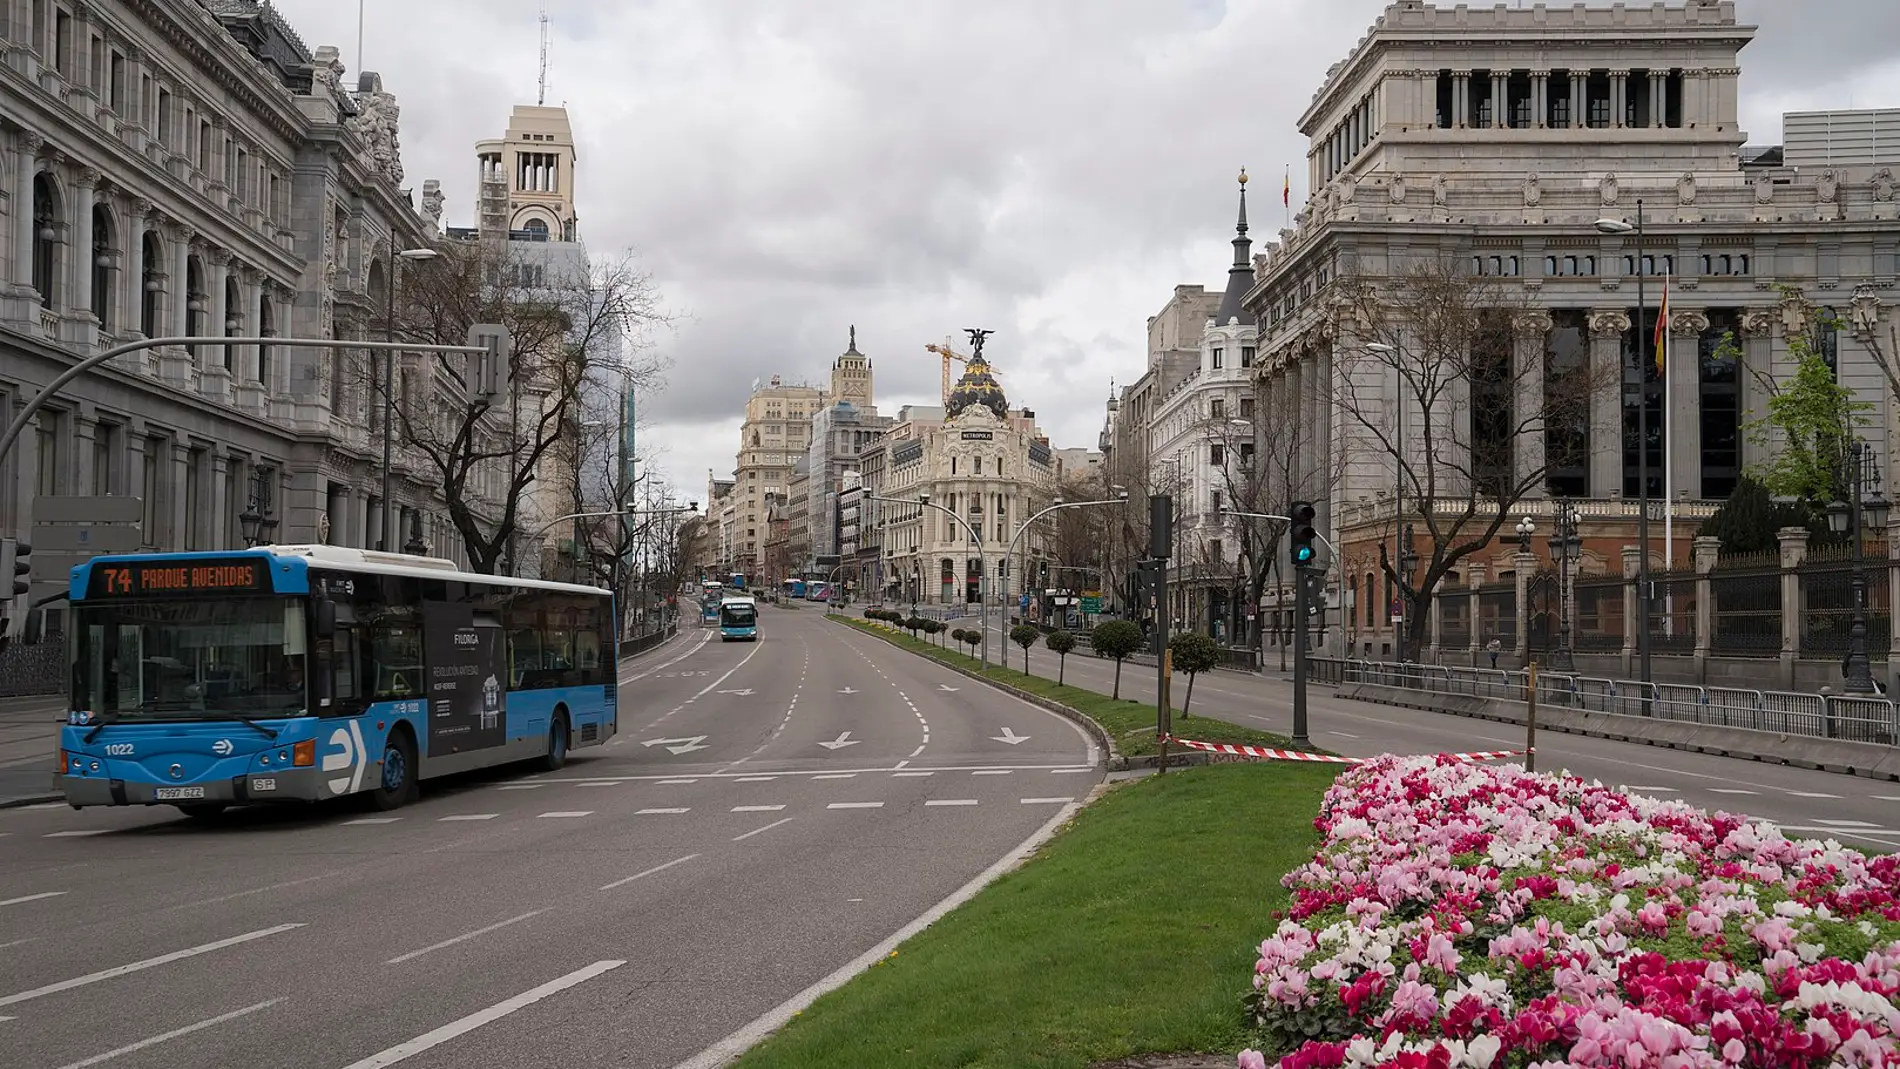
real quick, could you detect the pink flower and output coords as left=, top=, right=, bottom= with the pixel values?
left=1236, top=1051, right=1267, bottom=1069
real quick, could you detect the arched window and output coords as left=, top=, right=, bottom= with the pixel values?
left=258, top=293, right=275, bottom=389
left=32, top=172, right=62, bottom=309
left=223, top=273, right=241, bottom=372
left=90, top=203, right=114, bottom=327
left=139, top=230, right=162, bottom=336
left=366, top=259, right=387, bottom=318
left=523, top=218, right=548, bottom=239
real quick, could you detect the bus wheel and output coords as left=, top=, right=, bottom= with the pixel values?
left=369, top=729, right=418, bottom=811
left=536, top=712, right=570, bottom=773
left=176, top=803, right=228, bottom=820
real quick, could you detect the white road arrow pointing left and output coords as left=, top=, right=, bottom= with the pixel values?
left=990, top=727, right=1030, bottom=746
left=642, top=735, right=711, bottom=755
left=817, top=731, right=862, bottom=751
left=212, top=739, right=234, bottom=756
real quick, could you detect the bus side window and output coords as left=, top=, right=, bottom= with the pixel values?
left=332, top=627, right=360, bottom=711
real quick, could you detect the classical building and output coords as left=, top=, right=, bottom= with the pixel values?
left=730, top=375, right=824, bottom=573
left=880, top=350, right=1059, bottom=607
left=0, top=0, right=480, bottom=644
left=805, top=328, right=889, bottom=566
left=1243, top=0, right=1900, bottom=660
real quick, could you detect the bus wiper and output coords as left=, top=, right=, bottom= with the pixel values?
left=209, top=712, right=280, bottom=739
left=81, top=714, right=120, bottom=744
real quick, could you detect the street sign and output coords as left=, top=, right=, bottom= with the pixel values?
left=29, top=525, right=141, bottom=554
left=1081, top=594, right=1103, bottom=613
left=29, top=551, right=91, bottom=585
left=34, top=496, right=142, bottom=524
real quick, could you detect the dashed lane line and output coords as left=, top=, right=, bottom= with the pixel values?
left=51, top=998, right=285, bottom=1069
left=638, top=639, right=769, bottom=733
left=827, top=802, right=884, bottom=809
left=386, top=910, right=550, bottom=965
left=537, top=811, right=593, bottom=819
left=0, top=892, right=66, bottom=908
left=599, top=854, right=698, bottom=892
left=637, top=807, right=690, bottom=815
left=924, top=799, right=979, bottom=807
left=731, top=805, right=786, bottom=813
left=1022, top=797, right=1075, bottom=805
left=732, top=817, right=795, bottom=841
left=438, top=814, right=498, bottom=822
left=0, top=924, right=305, bottom=1008
left=336, top=960, right=626, bottom=1069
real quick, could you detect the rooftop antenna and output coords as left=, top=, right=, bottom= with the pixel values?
left=537, top=6, right=550, bottom=106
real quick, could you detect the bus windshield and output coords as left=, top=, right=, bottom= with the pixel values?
left=719, top=603, right=756, bottom=627
left=70, top=597, right=311, bottom=720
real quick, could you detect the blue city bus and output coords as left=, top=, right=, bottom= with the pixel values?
left=782, top=578, right=806, bottom=600
left=700, top=596, right=721, bottom=624
left=729, top=572, right=747, bottom=591
left=56, top=545, right=617, bottom=816
left=718, top=596, right=758, bottom=641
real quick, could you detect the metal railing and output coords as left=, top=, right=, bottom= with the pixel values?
left=1310, top=657, right=1899, bottom=747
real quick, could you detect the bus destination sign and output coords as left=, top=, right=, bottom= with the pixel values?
left=88, top=558, right=270, bottom=599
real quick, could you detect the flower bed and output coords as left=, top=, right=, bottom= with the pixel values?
left=1240, top=756, right=1900, bottom=1069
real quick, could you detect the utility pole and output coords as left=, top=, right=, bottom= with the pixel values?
left=1150, top=493, right=1173, bottom=772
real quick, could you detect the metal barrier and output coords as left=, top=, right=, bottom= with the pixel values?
left=1308, top=657, right=1899, bottom=748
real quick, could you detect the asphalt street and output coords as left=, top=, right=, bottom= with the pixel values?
left=972, top=617, right=1900, bottom=852
left=0, top=607, right=1101, bottom=1069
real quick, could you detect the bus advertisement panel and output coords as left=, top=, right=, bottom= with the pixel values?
left=56, top=545, right=617, bottom=816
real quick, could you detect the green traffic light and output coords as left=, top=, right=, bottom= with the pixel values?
left=1294, top=545, right=1315, bottom=562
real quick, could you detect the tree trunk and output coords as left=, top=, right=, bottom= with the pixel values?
left=1058, top=655, right=1066, bottom=687
left=1183, top=672, right=1197, bottom=715
left=1112, top=659, right=1123, bottom=700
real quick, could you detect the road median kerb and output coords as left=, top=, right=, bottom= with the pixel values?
left=1, top=793, right=60, bottom=809
left=827, top=615, right=1128, bottom=771
left=1337, top=682, right=1900, bottom=783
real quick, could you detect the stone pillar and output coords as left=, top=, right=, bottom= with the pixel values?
left=1692, top=535, right=1720, bottom=684
left=1888, top=511, right=1900, bottom=698
left=1514, top=311, right=1552, bottom=497
left=73, top=413, right=97, bottom=495
left=209, top=450, right=231, bottom=550
left=168, top=439, right=190, bottom=551
left=1738, top=310, right=1775, bottom=470
left=208, top=250, right=230, bottom=371
left=1513, top=550, right=1536, bottom=658
left=1650, top=72, right=1665, bottom=127
left=1610, top=70, right=1628, bottom=127
left=1491, top=72, right=1507, bottom=127
left=171, top=227, right=189, bottom=335
left=1666, top=310, right=1707, bottom=501
left=70, top=167, right=97, bottom=336
left=125, top=198, right=151, bottom=341
left=1588, top=311, right=1630, bottom=498
left=13, top=130, right=42, bottom=296
left=1532, top=72, right=1546, bottom=127
left=1466, top=560, right=1486, bottom=667
left=1452, top=70, right=1469, bottom=126
left=1620, top=545, right=1642, bottom=677
left=1777, top=525, right=1808, bottom=691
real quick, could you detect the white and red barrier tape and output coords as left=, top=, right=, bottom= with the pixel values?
left=1162, top=736, right=1533, bottom=765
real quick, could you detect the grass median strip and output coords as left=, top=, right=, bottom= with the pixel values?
left=831, top=616, right=1301, bottom=758
left=728, top=761, right=1335, bottom=1069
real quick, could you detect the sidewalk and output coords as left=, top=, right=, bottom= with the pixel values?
left=0, top=693, right=63, bottom=808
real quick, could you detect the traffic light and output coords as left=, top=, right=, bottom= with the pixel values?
left=0, top=538, right=27, bottom=599
left=1038, top=560, right=1049, bottom=587
left=1289, top=501, right=1318, bottom=567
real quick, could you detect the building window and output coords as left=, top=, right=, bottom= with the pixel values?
left=1819, top=306, right=1840, bottom=373
left=1435, top=71, right=1453, bottom=128
left=1212, top=347, right=1223, bottom=370
left=92, top=422, right=116, bottom=495
left=1699, top=310, right=1741, bottom=498
left=1621, top=306, right=1665, bottom=499
left=1210, top=443, right=1226, bottom=467
left=1548, top=69, right=1573, bottom=128
left=1545, top=310, right=1591, bottom=497
left=1240, top=346, right=1255, bottom=369
left=142, top=437, right=163, bottom=545
left=1210, top=398, right=1225, bottom=420
left=90, top=203, right=114, bottom=326
left=36, top=411, right=61, bottom=497
left=1470, top=311, right=1514, bottom=497
left=32, top=172, right=61, bottom=309
left=1210, top=491, right=1222, bottom=516
left=258, top=293, right=276, bottom=388
left=1239, top=397, right=1255, bottom=421
left=1586, top=71, right=1611, bottom=128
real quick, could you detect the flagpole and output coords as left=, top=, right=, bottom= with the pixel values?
left=1661, top=272, right=1675, bottom=636
left=1283, top=165, right=1292, bottom=230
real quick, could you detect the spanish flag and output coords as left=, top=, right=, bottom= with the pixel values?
left=1283, top=166, right=1290, bottom=207
left=1652, top=272, right=1669, bottom=372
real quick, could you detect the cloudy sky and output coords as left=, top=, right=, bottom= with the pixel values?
left=271, top=0, right=1900, bottom=500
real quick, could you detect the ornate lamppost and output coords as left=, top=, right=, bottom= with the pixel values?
left=1827, top=439, right=1890, bottom=693
left=1547, top=500, right=1581, bottom=673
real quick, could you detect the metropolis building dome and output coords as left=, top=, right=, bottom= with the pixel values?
left=946, top=351, right=1010, bottom=420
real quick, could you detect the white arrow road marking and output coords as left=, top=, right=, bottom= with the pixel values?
left=642, top=735, right=710, bottom=755
left=818, top=731, right=862, bottom=751
left=937, top=684, right=959, bottom=692
left=837, top=687, right=859, bottom=694
left=990, top=727, right=1031, bottom=746
left=211, top=739, right=234, bottom=756
left=716, top=688, right=755, bottom=696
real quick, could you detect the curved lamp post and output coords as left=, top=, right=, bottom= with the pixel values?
left=1003, top=487, right=1129, bottom=633
left=871, top=492, right=985, bottom=663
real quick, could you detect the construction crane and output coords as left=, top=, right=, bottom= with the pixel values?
left=924, top=337, right=970, bottom=406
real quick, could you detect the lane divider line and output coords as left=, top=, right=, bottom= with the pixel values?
left=338, top=960, right=626, bottom=1069
left=52, top=998, right=285, bottom=1069
left=387, top=910, right=550, bottom=965
left=0, top=891, right=66, bottom=908
left=732, top=817, right=795, bottom=842
left=0, top=924, right=306, bottom=1008
left=599, top=854, right=700, bottom=892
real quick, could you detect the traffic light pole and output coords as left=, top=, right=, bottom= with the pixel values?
left=1150, top=494, right=1173, bottom=774
left=1291, top=560, right=1310, bottom=750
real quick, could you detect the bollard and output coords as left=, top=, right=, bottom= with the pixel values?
left=1525, top=661, right=1539, bottom=773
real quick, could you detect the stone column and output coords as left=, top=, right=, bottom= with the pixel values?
left=1513, top=550, right=1536, bottom=658
left=1452, top=70, right=1469, bottom=126
left=1610, top=70, right=1628, bottom=127
left=171, top=226, right=189, bottom=335
left=1666, top=310, right=1707, bottom=500
left=13, top=130, right=42, bottom=296
left=1737, top=309, right=1775, bottom=470
left=1888, top=511, right=1900, bottom=698
left=1692, top=535, right=1720, bottom=685
left=1466, top=560, right=1486, bottom=667
left=1650, top=71, right=1665, bottom=127
left=1491, top=72, right=1507, bottom=127
left=70, top=167, right=98, bottom=336
left=1620, top=544, right=1642, bottom=677
left=124, top=197, right=150, bottom=340
left=1776, top=525, right=1808, bottom=691
left=208, top=250, right=230, bottom=369
left=1588, top=311, right=1630, bottom=498
left=209, top=450, right=231, bottom=549
left=169, top=438, right=190, bottom=551
left=1514, top=311, right=1552, bottom=497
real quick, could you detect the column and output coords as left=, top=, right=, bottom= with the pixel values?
left=1492, top=72, right=1507, bottom=127
left=1587, top=311, right=1629, bottom=498
left=1513, top=550, right=1535, bottom=657
left=1532, top=72, right=1547, bottom=127
left=171, top=226, right=189, bottom=335
left=125, top=197, right=150, bottom=337
left=209, top=450, right=231, bottom=550
left=169, top=438, right=190, bottom=551
left=14, top=130, right=42, bottom=294
left=70, top=168, right=96, bottom=328
left=74, top=414, right=98, bottom=495
left=1611, top=71, right=1627, bottom=127
left=1667, top=311, right=1707, bottom=500
left=1619, top=545, right=1641, bottom=676
left=1514, top=312, right=1551, bottom=497
left=207, top=249, right=230, bottom=373
left=1572, top=71, right=1587, bottom=127
left=1692, top=535, right=1719, bottom=684
left=1775, top=526, right=1808, bottom=691
left=1650, top=72, right=1665, bottom=128
left=1452, top=71, right=1469, bottom=126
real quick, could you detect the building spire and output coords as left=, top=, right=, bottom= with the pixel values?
left=1214, top=168, right=1256, bottom=328
left=846, top=324, right=859, bottom=354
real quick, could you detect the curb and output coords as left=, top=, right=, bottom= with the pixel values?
left=1, top=793, right=60, bottom=809
left=827, top=616, right=1125, bottom=770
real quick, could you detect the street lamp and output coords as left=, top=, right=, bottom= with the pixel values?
left=1516, top=515, right=1536, bottom=553
left=1595, top=205, right=1652, bottom=695
left=910, top=564, right=920, bottom=615
left=380, top=244, right=441, bottom=551
left=1547, top=500, right=1582, bottom=673
left=874, top=491, right=986, bottom=663
left=1827, top=439, right=1889, bottom=693
left=1005, top=486, right=1129, bottom=635
left=1364, top=340, right=1410, bottom=662
left=239, top=498, right=264, bottom=547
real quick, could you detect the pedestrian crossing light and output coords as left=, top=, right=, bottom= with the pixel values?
left=0, top=537, right=27, bottom=598
left=1289, top=502, right=1318, bottom=567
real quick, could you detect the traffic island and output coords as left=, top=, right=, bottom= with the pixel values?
left=829, top=615, right=1303, bottom=768
left=724, top=760, right=1337, bottom=1069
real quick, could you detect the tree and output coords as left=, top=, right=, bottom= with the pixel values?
left=1167, top=632, right=1221, bottom=715
left=1009, top=623, right=1041, bottom=674
left=1045, top=629, right=1077, bottom=686
left=1701, top=475, right=1829, bottom=554
left=1332, top=258, right=1609, bottom=661
left=1047, top=471, right=1111, bottom=596
left=374, top=240, right=670, bottom=574
left=1090, top=619, right=1145, bottom=699
left=957, top=628, right=981, bottom=655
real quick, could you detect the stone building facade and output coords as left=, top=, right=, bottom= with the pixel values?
left=1243, top=0, right=1900, bottom=660
left=0, top=0, right=477, bottom=641
left=729, top=375, right=823, bottom=574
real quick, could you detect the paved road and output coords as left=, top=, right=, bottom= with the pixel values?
left=0, top=608, right=1100, bottom=1069
left=965, top=617, right=1900, bottom=852
left=0, top=692, right=62, bottom=805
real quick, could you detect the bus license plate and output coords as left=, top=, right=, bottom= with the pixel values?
left=154, top=786, right=205, bottom=800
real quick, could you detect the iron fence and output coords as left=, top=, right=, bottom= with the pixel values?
left=1710, top=558, right=1782, bottom=656
left=1438, top=595, right=1472, bottom=651
left=1573, top=577, right=1624, bottom=651
left=1649, top=570, right=1697, bottom=653
left=1477, top=584, right=1517, bottom=646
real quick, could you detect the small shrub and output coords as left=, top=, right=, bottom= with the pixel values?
left=1009, top=624, right=1041, bottom=675
left=1045, top=629, right=1076, bottom=686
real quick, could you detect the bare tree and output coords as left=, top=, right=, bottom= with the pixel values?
left=373, top=240, right=670, bottom=574
left=1332, top=258, right=1605, bottom=660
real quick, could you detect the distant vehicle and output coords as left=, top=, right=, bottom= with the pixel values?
left=718, top=596, right=758, bottom=641
left=57, top=545, right=616, bottom=816
left=782, top=578, right=806, bottom=600
left=701, top=595, right=721, bottom=624
left=807, top=581, right=833, bottom=603
left=729, top=572, right=747, bottom=591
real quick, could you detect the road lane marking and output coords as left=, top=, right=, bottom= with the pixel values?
left=1327, top=731, right=1361, bottom=739
left=925, top=799, right=979, bottom=807
left=1877, top=795, right=1900, bottom=802
left=23, top=803, right=63, bottom=810
left=578, top=782, right=620, bottom=788
left=733, top=817, right=795, bottom=841
left=734, top=776, right=778, bottom=782
left=621, top=630, right=712, bottom=683
left=43, top=830, right=108, bottom=838
left=1621, top=785, right=1678, bottom=792
left=344, top=818, right=400, bottom=825
left=827, top=802, right=884, bottom=809
left=971, top=770, right=1011, bottom=776
left=1811, top=819, right=1883, bottom=828
left=52, top=998, right=284, bottom=1069
left=388, top=910, right=550, bottom=964
left=1021, top=797, right=1075, bottom=804
left=599, top=854, right=699, bottom=891
left=338, top=960, right=626, bottom=1069
left=1707, top=788, right=1758, bottom=795
left=0, top=924, right=305, bottom=1007
left=657, top=779, right=698, bottom=784
left=531, top=763, right=1089, bottom=782
left=496, top=784, right=542, bottom=791
left=642, top=641, right=768, bottom=731
left=731, top=805, right=785, bottom=812
left=1784, top=791, right=1842, bottom=799
left=0, top=891, right=66, bottom=908
left=892, top=771, right=933, bottom=778
left=1050, top=768, right=1092, bottom=774
left=537, top=811, right=593, bottom=819
left=637, top=807, right=690, bottom=815
left=438, top=814, right=497, bottom=822
left=812, top=773, right=856, bottom=780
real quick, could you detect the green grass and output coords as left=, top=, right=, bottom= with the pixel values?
left=832, top=616, right=1300, bottom=758
left=729, top=761, right=1336, bottom=1069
